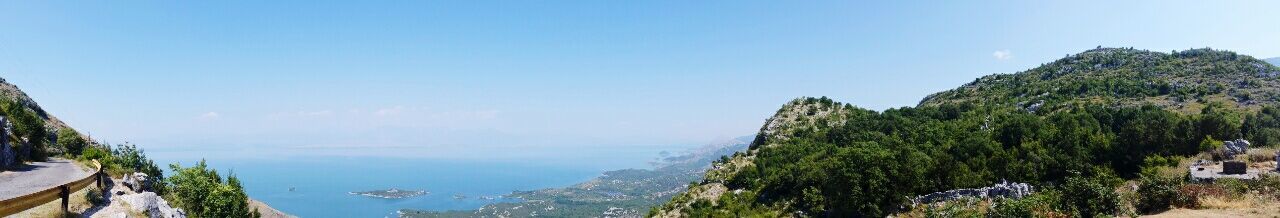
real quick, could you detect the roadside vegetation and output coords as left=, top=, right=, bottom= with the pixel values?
left=34, top=117, right=261, bottom=217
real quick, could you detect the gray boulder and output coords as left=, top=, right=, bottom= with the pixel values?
left=123, top=172, right=151, bottom=192
left=120, top=191, right=186, bottom=218
left=1222, top=139, right=1251, bottom=158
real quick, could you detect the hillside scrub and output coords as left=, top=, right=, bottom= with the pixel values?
left=657, top=48, right=1280, bottom=217
left=676, top=100, right=1280, bottom=217
left=168, top=160, right=261, bottom=218
left=2, top=99, right=49, bottom=162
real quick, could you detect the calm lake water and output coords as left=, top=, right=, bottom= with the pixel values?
left=148, top=145, right=688, bottom=217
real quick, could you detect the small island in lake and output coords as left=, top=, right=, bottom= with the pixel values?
left=349, top=188, right=428, bottom=199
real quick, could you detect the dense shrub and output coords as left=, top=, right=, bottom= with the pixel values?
left=1136, top=174, right=1181, bottom=213
left=1173, top=184, right=1226, bottom=208
left=56, top=128, right=88, bottom=156
left=991, top=190, right=1061, bottom=218
left=86, top=186, right=106, bottom=206
left=1, top=99, right=48, bottom=162
left=167, top=160, right=260, bottom=218
left=1059, top=175, right=1120, bottom=217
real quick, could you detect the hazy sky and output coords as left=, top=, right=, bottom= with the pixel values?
left=0, top=1, right=1277, bottom=159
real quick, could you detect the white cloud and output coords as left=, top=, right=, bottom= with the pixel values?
left=266, top=110, right=335, bottom=119
left=198, top=112, right=220, bottom=120
left=296, top=110, right=334, bottom=117
left=374, top=106, right=406, bottom=116
left=992, top=49, right=1013, bottom=60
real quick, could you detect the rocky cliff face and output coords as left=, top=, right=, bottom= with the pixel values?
left=0, top=116, right=12, bottom=169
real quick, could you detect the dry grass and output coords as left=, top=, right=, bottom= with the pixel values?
left=8, top=187, right=94, bottom=218
left=1247, top=148, right=1278, bottom=163
left=1199, top=196, right=1255, bottom=209
left=898, top=198, right=994, bottom=218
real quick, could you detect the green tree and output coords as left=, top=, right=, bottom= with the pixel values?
left=168, top=160, right=260, bottom=218
left=56, top=128, right=88, bottom=156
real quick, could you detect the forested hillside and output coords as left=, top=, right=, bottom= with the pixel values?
left=922, top=48, right=1280, bottom=113
left=653, top=48, right=1280, bottom=217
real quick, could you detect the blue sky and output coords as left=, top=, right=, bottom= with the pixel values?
left=0, top=1, right=1277, bottom=159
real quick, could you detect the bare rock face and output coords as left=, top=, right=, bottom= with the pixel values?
left=0, top=116, right=12, bottom=169
left=120, top=192, right=186, bottom=218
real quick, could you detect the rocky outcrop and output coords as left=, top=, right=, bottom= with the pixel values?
left=119, top=192, right=186, bottom=218
left=122, top=172, right=151, bottom=192
left=1223, top=139, right=1250, bottom=158
left=911, top=180, right=1033, bottom=205
left=0, top=116, right=13, bottom=169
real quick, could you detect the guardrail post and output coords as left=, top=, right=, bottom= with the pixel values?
left=59, top=185, right=69, bottom=217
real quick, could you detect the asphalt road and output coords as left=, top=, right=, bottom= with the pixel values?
left=0, top=158, right=92, bottom=200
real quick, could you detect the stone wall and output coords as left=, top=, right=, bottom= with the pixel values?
left=911, top=180, right=1033, bottom=205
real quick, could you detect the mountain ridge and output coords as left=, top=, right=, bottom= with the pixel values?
left=653, top=47, right=1280, bottom=217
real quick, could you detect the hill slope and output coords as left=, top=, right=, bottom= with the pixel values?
left=921, top=48, right=1280, bottom=113
left=653, top=48, right=1280, bottom=217
left=0, top=78, right=75, bottom=131
left=0, top=77, right=92, bottom=169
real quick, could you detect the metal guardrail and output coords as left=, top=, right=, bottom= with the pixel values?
left=0, top=160, right=104, bottom=217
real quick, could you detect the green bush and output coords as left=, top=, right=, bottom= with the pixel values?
left=1136, top=174, right=1181, bottom=214
left=56, top=128, right=88, bottom=156
left=1216, top=178, right=1249, bottom=197
left=86, top=186, right=106, bottom=206
left=991, top=191, right=1061, bottom=218
left=1059, top=175, right=1119, bottom=217
left=1199, top=136, right=1224, bottom=153
left=168, top=160, right=260, bottom=218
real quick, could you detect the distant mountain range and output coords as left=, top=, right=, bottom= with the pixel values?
left=401, top=136, right=752, bottom=218
left=1267, top=57, right=1280, bottom=66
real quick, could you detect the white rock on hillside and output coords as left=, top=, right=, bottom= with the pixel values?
left=120, top=192, right=186, bottom=218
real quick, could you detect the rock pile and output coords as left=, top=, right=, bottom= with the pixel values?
left=120, top=192, right=186, bottom=218
left=911, top=180, right=1032, bottom=205
left=1223, top=139, right=1251, bottom=158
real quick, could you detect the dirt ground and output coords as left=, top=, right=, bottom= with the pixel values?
left=1143, top=205, right=1280, bottom=218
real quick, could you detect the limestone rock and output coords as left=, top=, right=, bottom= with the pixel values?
left=120, top=192, right=186, bottom=218
left=912, top=180, right=1033, bottom=205
left=1223, top=139, right=1251, bottom=158
left=123, top=172, right=151, bottom=192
